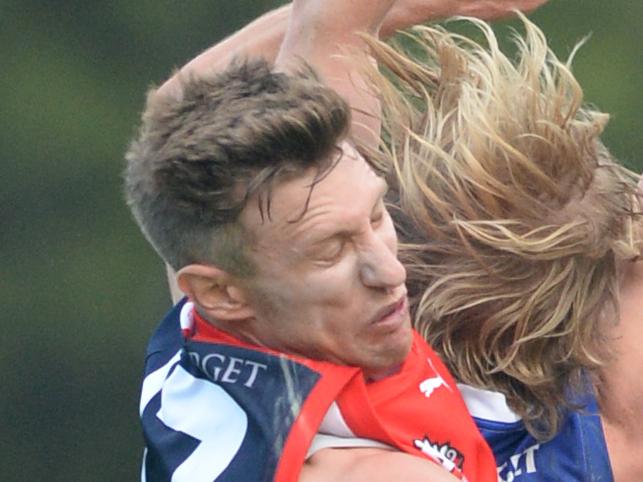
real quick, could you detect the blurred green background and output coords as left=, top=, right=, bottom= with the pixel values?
left=2, top=0, right=640, bottom=480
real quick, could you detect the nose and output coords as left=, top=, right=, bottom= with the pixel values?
left=359, top=231, right=407, bottom=290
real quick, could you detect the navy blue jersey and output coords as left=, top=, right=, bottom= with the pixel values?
left=139, top=300, right=359, bottom=482
left=459, top=384, right=613, bottom=482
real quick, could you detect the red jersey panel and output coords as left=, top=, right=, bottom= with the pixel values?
left=191, top=306, right=496, bottom=481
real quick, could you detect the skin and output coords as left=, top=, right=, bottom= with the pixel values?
left=235, top=142, right=412, bottom=378
left=381, top=0, right=548, bottom=34
left=301, top=447, right=459, bottom=482
left=599, top=254, right=643, bottom=481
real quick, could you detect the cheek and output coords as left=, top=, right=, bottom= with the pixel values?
left=296, top=262, right=363, bottom=309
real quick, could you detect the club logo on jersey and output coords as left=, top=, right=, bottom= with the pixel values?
left=414, top=435, right=465, bottom=473
left=419, top=358, right=451, bottom=398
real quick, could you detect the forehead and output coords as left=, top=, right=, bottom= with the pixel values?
left=240, top=142, right=386, bottom=248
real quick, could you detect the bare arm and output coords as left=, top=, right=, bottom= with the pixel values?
left=157, top=0, right=551, bottom=103
left=275, top=0, right=399, bottom=147
left=275, top=0, right=550, bottom=145
left=300, top=447, right=459, bottom=482
left=382, top=0, right=548, bottom=35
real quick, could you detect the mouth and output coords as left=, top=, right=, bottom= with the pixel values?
left=370, top=295, right=408, bottom=329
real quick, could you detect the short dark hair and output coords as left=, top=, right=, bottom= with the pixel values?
left=125, top=58, right=350, bottom=274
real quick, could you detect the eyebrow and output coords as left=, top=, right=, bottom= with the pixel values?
left=303, top=178, right=389, bottom=248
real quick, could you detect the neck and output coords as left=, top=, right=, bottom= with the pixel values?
left=364, top=364, right=403, bottom=382
left=596, top=259, right=643, bottom=481
left=597, top=260, right=643, bottom=420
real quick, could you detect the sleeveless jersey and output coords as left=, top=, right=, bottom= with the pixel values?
left=459, top=384, right=614, bottom=482
left=139, top=299, right=496, bottom=482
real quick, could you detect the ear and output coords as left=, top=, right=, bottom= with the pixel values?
left=177, top=264, right=255, bottom=322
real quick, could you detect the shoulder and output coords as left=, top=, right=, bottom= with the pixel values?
left=139, top=303, right=360, bottom=482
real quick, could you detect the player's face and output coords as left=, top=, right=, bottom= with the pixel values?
left=238, top=142, right=412, bottom=376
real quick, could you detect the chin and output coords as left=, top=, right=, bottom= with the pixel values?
left=391, top=320, right=414, bottom=358
left=369, top=328, right=414, bottom=375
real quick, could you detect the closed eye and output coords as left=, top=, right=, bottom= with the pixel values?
left=312, top=238, right=346, bottom=265
left=370, top=197, right=387, bottom=228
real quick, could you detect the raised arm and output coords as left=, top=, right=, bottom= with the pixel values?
left=275, top=0, right=397, bottom=147
left=157, top=0, right=551, bottom=107
left=382, top=0, right=548, bottom=34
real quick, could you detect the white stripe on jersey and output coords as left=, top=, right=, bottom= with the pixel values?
left=156, top=364, right=248, bottom=482
left=307, top=402, right=393, bottom=459
left=456, top=383, right=521, bottom=423
left=318, top=401, right=356, bottom=437
left=140, top=350, right=182, bottom=415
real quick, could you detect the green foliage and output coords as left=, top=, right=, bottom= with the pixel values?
left=2, top=1, right=639, bottom=480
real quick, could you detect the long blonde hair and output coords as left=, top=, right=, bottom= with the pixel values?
left=364, top=16, right=641, bottom=438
